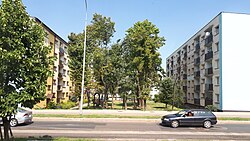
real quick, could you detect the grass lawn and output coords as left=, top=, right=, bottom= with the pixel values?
left=86, top=100, right=181, bottom=111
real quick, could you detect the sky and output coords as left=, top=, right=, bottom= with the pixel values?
left=17, top=0, right=250, bottom=69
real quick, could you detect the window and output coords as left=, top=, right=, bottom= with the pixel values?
left=216, top=77, right=219, bottom=85
left=215, top=25, right=219, bottom=35
left=215, top=42, right=219, bottom=52
left=216, top=94, right=220, bottom=103
left=215, top=60, right=219, bottom=69
left=53, top=79, right=56, bottom=85
left=53, top=66, right=57, bottom=72
left=67, top=81, right=69, bottom=86
left=47, top=85, right=51, bottom=90
left=63, top=81, right=66, bottom=87
left=201, top=79, right=205, bottom=84
left=63, top=69, right=66, bottom=76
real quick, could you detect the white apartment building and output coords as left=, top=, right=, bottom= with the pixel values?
left=166, top=12, right=250, bottom=111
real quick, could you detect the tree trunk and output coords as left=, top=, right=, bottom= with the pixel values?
left=141, top=99, right=144, bottom=111
left=2, top=116, right=10, bottom=141
left=0, top=121, right=3, bottom=141
left=144, top=99, right=147, bottom=110
left=124, top=96, right=127, bottom=110
left=111, top=94, right=114, bottom=109
left=133, top=96, right=137, bottom=109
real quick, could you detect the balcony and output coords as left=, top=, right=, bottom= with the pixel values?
left=205, top=67, right=213, bottom=76
left=194, top=98, right=200, bottom=105
left=177, top=56, right=181, bottom=63
left=205, top=92, right=213, bottom=106
left=57, top=85, right=63, bottom=91
left=194, top=71, right=200, bottom=78
left=183, top=86, right=187, bottom=91
left=205, top=35, right=213, bottom=47
left=177, top=67, right=181, bottom=73
left=194, top=43, right=200, bottom=53
left=194, top=85, right=200, bottom=92
left=205, top=84, right=213, bottom=92
left=184, top=52, right=187, bottom=59
left=59, top=61, right=64, bottom=68
left=59, top=47, right=65, bottom=56
left=183, top=74, right=187, bottom=80
left=194, top=57, right=200, bottom=66
left=58, top=73, right=63, bottom=78
left=205, top=51, right=213, bottom=61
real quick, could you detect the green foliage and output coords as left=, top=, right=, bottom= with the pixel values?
left=205, top=105, right=218, bottom=112
left=153, top=94, right=160, bottom=103
left=58, top=101, right=76, bottom=109
left=47, top=102, right=57, bottom=109
left=0, top=0, right=52, bottom=117
left=68, top=13, right=115, bottom=99
left=123, top=19, right=165, bottom=109
left=158, top=78, right=174, bottom=107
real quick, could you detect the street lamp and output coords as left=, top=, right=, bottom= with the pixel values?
left=80, top=0, right=88, bottom=114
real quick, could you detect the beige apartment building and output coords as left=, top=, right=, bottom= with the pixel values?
left=34, top=17, right=73, bottom=108
left=166, top=12, right=250, bottom=111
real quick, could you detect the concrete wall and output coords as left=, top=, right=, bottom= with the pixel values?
left=221, top=13, right=250, bottom=111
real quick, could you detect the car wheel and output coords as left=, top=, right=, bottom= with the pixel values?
left=171, top=120, right=179, bottom=128
left=203, top=120, right=212, bottom=128
left=10, top=118, right=18, bottom=127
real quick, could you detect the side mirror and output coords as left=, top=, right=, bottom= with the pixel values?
left=182, top=114, right=186, bottom=117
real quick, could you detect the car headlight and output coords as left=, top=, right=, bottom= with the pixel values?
left=163, top=118, right=170, bottom=121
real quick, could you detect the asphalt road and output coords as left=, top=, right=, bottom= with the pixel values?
left=12, top=119, right=250, bottom=140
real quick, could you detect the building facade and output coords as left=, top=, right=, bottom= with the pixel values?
left=34, top=18, right=73, bottom=108
left=166, top=12, right=250, bottom=111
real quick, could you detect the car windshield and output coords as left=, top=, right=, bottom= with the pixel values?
left=175, top=110, right=186, bottom=117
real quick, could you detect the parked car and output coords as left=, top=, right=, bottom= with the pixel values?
left=161, top=109, right=217, bottom=128
left=0, top=107, right=32, bottom=127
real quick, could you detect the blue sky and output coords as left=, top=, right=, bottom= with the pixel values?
left=19, top=0, right=250, bottom=69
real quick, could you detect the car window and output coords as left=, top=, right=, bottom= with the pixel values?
left=194, top=110, right=214, bottom=116
left=17, top=107, right=27, bottom=113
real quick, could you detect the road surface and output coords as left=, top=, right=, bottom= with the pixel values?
left=12, top=118, right=250, bottom=140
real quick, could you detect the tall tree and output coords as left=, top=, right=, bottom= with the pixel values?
left=123, top=20, right=165, bottom=110
left=0, top=0, right=52, bottom=140
left=68, top=13, right=115, bottom=106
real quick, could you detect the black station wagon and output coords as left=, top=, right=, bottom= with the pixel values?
left=161, top=109, right=217, bottom=128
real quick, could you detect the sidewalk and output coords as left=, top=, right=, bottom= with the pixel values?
left=32, top=109, right=250, bottom=118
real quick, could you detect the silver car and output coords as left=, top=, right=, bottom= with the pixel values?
left=0, top=107, right=33, bottom=127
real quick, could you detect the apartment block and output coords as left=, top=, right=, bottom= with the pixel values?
left=166, top=12, right=250, bottom=111
left=34, top=18, right=73, bottom=108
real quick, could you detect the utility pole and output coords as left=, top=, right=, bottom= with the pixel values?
left=80, top=0, right=88, bottom=114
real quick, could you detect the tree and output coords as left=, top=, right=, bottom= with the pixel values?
left=68, top=13, right=115, bottom=106
left=158, top=77, right=184, bottom=110
left=0, top=0, right=52, bottom=140
left=123, top=20, right=165, bottom=110
left=158, top=78, right=174, bottom=108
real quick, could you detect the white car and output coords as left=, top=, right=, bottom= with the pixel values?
left=0, top=107, right=33, bottom=127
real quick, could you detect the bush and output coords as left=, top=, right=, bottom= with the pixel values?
left=59, top=101, right=77, bottom=109
left=47, top=101, right=57, bottom=109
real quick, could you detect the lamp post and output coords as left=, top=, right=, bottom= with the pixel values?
left=80, top=0, right=88, bottom=114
